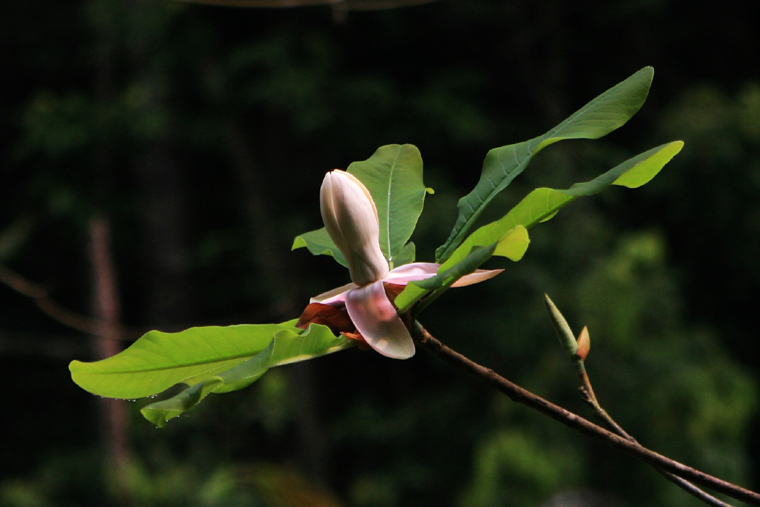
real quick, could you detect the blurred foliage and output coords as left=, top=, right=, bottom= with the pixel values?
left=2, top=0, right=760, bottom=506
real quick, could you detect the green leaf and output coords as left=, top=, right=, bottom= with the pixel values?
left=69, top=322, right=294, bottom=399
left=139, top=324, right=351, bottom=427
left=268, top=323, right=353, bottom=366
left=347, top=144, right=428, bottom=264
left=292, top=227, right=347, bottom=267
left=69, top=319, right=352, bottom=400
left=416, top=245, right=497, bottom=291
left=490, top=224, right=530, bottom=263
left=140, top=344, right=272, bottom=427
left=393, top=241, right=416, bottom=268
left=435, top=67, right=655, bottom=262
left=395, top=226, right=529, bottom=314
left=445, top=141, right=683, bottom=268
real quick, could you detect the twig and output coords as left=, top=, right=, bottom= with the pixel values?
left=578, top=368, right=732, bottom=507
left=0, top=261, right=285, bottom=341
left=414, top=325, right=760, bottom=506
left=545, top=295, right=733, bottom=506
left=0, top=263, right=152, bottom=341
left=0, top=263, right=118, bottom=338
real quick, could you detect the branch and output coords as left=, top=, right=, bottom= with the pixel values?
left=0, top=263, right=140, bottom=341
left=0, top=261, right=284, bottom=342
left=0, top=263, right=113, bottom=338
left=544, top=297, right=732, bottom=507
left=414, top=325, right=760, bottom=506
left=576, top=359, right=732, bottom=507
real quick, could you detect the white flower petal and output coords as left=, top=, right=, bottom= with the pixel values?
left=385, top=262, right=503, bottom=288
left=311, top=282, right=358, bottom=304
left=384, top=262, right=441, bottom=285
left=320, top=170, right=389, bottom=286
left=345, top=281, right=415, bottom=359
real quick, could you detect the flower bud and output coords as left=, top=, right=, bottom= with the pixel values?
left=544, top=294, right=578, bottom=358
left=321, top=170, right=389, bottom=286
left=576, top=326, right=590, bottom=361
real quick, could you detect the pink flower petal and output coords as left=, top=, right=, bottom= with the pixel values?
left=385, top=262, right=503, bottom=287
left=345, top=280, right=415, bottom=359
left=384, top=262, right=441, bottom=285
left=450, top=268, right=504, bottom=287
left=311, top=282, right=358, bottom=304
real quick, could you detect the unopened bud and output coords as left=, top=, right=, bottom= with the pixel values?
left=576, top=326, right=590, bottom=361
left=544, top=294, right=578, bottom=358
left=320, top=170, right=389, bottom=286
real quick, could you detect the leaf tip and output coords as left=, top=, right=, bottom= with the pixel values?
left=291, top=236, right=305, bottom=251
left=140, top=405, right=174, bottom=428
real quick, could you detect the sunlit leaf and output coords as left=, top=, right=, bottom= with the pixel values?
left=268, top=323, right=353, bottom=366
left=435, top=67, right=655, bottom=263
left=444, top=141, right=683, bottom=268
left=490, top=225, right=530, bottom=263
left=70, top=320, right=352, bottom=401
left=139, top=324, right=351, bottom=427
left=70, top=322, right=296, bottom=399
left=395, top=226, right=529, bottom=314
left=347, top=144, right=429, bottom=264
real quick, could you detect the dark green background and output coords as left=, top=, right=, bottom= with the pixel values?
left=2, top=1, right=759, bottom=505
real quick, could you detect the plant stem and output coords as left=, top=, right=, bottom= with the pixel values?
left=414, top=325, right=760, bottom=506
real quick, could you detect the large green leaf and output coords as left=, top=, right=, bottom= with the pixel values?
left=291, top=227, right=347, bottom=267
left=444, top=141, right=683, bottom=269
left=69, top=322, right=293, bottom=399
left=395, top=225, right=529, bottom=314
left=347, top=144, right=429, bottom=267
left=69, top=320, right=352, bottom=400
left=139, top=323, right=350, bottom=427
left=435, top=67, right=655, bottom=263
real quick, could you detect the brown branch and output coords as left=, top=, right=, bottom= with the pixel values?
left=414, top=326, right=760, bottom=506
left=577, top=370, right=733, bottom=507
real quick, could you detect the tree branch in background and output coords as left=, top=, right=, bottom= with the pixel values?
left=0, top=262, right=131, bottom=340
left=413, top=324, right=760, bottom=506
left=88, top=215, right=134, bottom=502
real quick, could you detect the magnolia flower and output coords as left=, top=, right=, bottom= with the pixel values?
left=298, top=170, right=502, bottom=359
